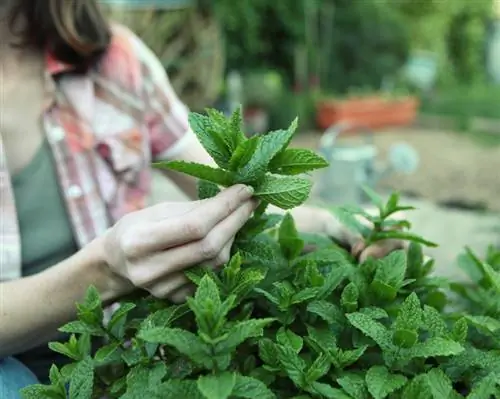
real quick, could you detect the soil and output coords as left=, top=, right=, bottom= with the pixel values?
left=292, top=127, right=500, bottom=212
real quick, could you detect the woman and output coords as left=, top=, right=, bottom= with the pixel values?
left=0, top=0, right=400, bottom=395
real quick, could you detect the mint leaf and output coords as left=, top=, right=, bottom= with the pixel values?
left=158, top=380, right=204, bottom=399
left=198, top=180, right=221, bottom=199
left=277, top=327, right=304, bottom=353
left=337, top=373, right=369, bottom=399
left=408, top=337, right=464, bottom=359
left=48, top=341, right=80, bottom=361
left=371, top=250, right=407, bottom=301
left=20, top=385, right=64, bottom=399
left=197, top=372, right=236, bottom=399
left=425, top=368, right=454, bottom=398
left=254, top=175, right=312, bottom=209
left=232, top=374, right=276, bottom=399
left=188, top=112, right=232, bottom=167
left=365, top=366, right=407, bottom=399
left=229, top=136, right=260, bottom=171
left=372, top=231, right=438, bottom=248
left=464, top=315, right=500, bottom=335
left=269, top=148, right=328, bottom=175
left=278, top=213, right=304, bottom=259
left=154, top=161, right=234, bottom=186
left=346, top=312, right=392, bottom=350
left=94, top=342, right=123, bottom=365
left=236, top=120, right=298, bottom=183
left=217, top=318, right=275, bottom=352
left=137, top=327, right=210, bottom=367
left=68, top=357, right=94, bottom=399
left=307, top=300, right=341, bottom=325
left=108, top=302, right=136, bottom=339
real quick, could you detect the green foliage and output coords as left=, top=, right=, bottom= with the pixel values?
left=22, top=108, right=500, bottom=398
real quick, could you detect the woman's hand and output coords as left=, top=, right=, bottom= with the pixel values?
left=101, top=184, right=257, bottom=302
left=289, top=205, right=407, bottom=262
left=324, top=206, right=408, bottom=262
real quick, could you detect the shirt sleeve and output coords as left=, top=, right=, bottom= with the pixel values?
left=125, top=26, right=195, bottom=161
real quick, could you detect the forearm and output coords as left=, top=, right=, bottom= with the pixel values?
left=0, top=238, right=120, bottom=357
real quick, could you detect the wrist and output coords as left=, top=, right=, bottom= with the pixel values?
left=83, top=235, right=132, bottom=305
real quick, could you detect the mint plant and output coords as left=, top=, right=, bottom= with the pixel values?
left=21, top=109, right=500, bottom=399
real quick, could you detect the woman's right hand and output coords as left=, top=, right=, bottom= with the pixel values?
left=100, top=184, right=256, bottom=302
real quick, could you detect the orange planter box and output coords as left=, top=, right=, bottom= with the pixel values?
left=316, top=96, right=420, bottom=131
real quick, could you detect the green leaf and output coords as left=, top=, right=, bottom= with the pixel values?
left=229, top=136, right=260, bottom=171
left=365, top=366, right=407, bottom=399
left=278, top=213, right=304, bottom=259
left=231, top=374, right=276, bottom=399
left=197, top=372, right=236, bottom=399
left=372, top=231, right=438, bottom=248
left=269, top=148, right=329, bottom=175
left=197, top=180, right=221, bottom=200
left=310, top=382, right=351, bottom=398
left=329, top=206, right=371, bottom=238
left=371, top=250, right=407, bottom=301
left=68, top=357, right=94, bottom=399
left=361, top=185, right=384, bottom=211
left=341, top=282, right=359, bottom=312
left=393, top=293, right=422, bottom=332
left=137, top=327, right=210, bottom=367
left=276, top=344, right=307, bottom=387
left=467, top=372, right=500, bottom=399
left=122, top=363, right=168, bottom=398
left=305, top=354, right=331, bottom=383
left=94, top=342, right=123, bottom=364
left=422, top=305, right=448, bottom=338
left=408, top=337, right=464, bottom=359
left=307, top=300, right=341, bottom=325
left=216, top=318, right=275, bottom=352
left=277, top=327, right=304, bottom=353
left=20, top=384, right=64, bottom=399
left=402, top=374, right=432, bottom=399
left=337, top=373, right=369, bottom=399
left=58, top=321, right=105, bottom=337
left=407, top=242, right=424, bottom=278
left=154, top=161, right=234, bottom=186
left=108, top=302, right=136, bottom=338
left=425, top=368, right=454, bottom=398
left=206, top=107, right=245, bottom=152
left=48, top=341, right=80, bottom=361
left=451, top=317, right=468, bottom=343
left=346, top=312, right=392, bottom=350
left=188, top=112, right=232, bottom=167
left=236, top=119, right=298, bottom=183
left=465, top=315, right=500, bottom=335
left=254, top=175, right=312, bottom=209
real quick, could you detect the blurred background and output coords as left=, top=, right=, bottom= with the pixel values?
left=101, top=0, right=500, bottom=278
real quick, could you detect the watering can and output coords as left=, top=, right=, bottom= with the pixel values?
left=315, top=122, right=419, bottom=206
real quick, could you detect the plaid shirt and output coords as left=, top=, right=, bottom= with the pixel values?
left=0, top=24, right=193, bottom=281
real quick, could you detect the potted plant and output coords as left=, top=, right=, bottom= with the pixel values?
left=316, top=90, right=420, bottom=131
left=21, top=109, right=500, bottom=399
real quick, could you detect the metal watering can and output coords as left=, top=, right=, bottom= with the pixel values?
left=315, top=122, right=419, bottom=205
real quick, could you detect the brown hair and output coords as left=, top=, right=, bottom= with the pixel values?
left=8, top=0, right=112, bottom=72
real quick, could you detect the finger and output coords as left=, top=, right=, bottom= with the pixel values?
left=359, top=240, right=406, bottom=263
left=168, top=284, right=196, bottom=304
left=128, top=218, right=242, bottom=287
left=351, top=240, right=366, bottom=258
left=144, top=271, right=188, bottom=298
left=126, top=185, right=254, bottom=257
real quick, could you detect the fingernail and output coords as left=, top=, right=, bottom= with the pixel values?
left=245, top=185, right=254, bottom=195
